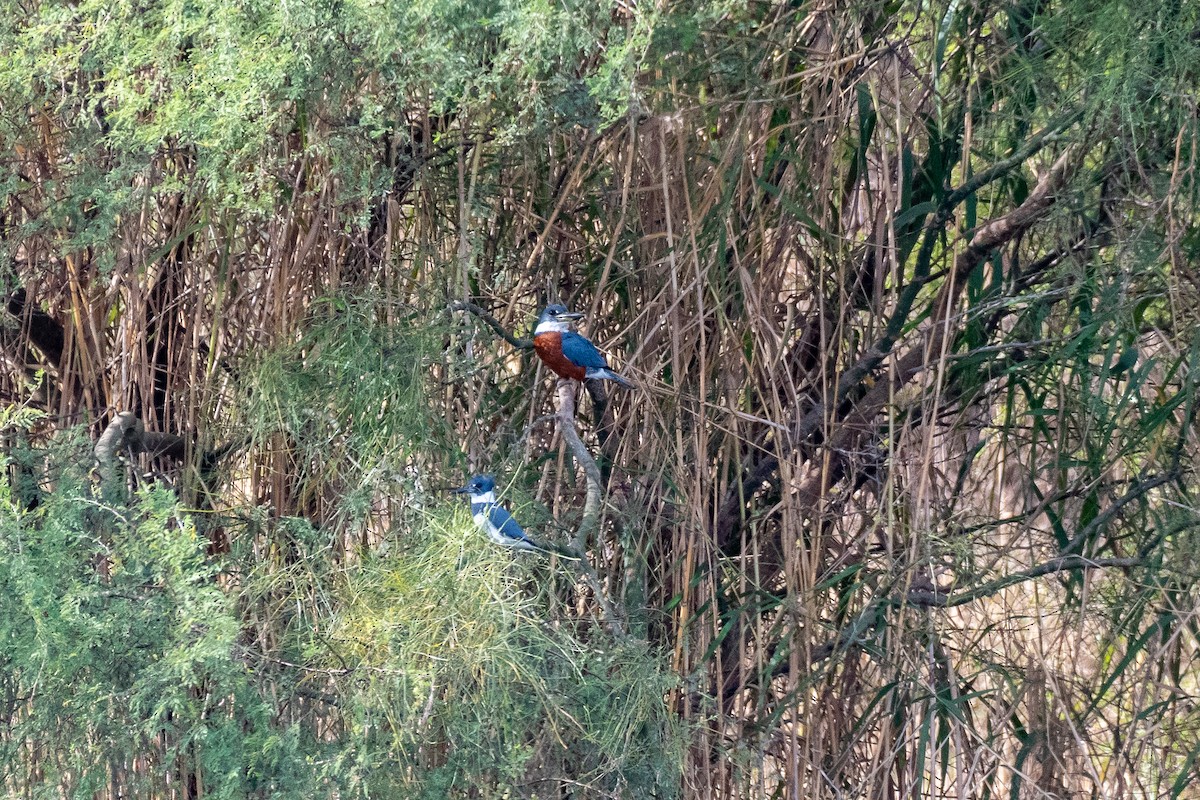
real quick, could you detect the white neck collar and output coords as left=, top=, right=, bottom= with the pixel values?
left=535, top=319, right=571, bottom=334
left=470, top=490, right=497, bottom=503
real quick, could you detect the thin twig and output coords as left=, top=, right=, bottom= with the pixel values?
left=449, top=301, right=533, bottom=349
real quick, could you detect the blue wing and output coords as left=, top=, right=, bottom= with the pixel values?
left=486, top=503, right=528, bottom=542
left=560, top=331, right=609, bottom=369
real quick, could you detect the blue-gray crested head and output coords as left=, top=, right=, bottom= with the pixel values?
left=537, top=303, right=582, bottom=325
left=451, top=474, right=496, bottom=496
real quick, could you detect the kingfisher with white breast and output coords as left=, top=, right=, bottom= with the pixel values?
left=449, top=474, right=576, bottom=558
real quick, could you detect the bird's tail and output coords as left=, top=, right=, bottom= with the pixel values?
left=527, top=537, right=582, bottom=560
left=586, top=367, right=633, bottom=389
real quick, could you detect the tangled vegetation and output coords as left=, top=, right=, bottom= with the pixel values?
left=2, top=0, right=1200, bottom=797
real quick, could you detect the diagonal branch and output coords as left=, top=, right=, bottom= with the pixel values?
left=449, top=301, right=533, bottom=349
left=716, top=138, right=1080, bottom=553
left=810, top=552, right=1144, bottom=668
left=1059, top=471, right=1177, bottom=556
left=900, top=555, right=1144, bottom=608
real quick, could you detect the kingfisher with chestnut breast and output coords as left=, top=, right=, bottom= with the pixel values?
left=533, top=304, right=632, bottom=388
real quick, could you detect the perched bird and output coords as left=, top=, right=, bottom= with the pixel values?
left=449, top=474, right=574, bottom=557
left=533, top=304, right=632, bottom=388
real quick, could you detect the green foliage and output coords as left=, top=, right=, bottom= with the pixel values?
left=308, top=507, right=683, bottom=796
left=3, top=0, right=1200, bottom=795
left=0, top=434, right=683, bottom=798
left=0, top=465, right=288, bottom=797
left=238, top=297, right=437, bottom=528
left=0, top=0, right=637, bottom=253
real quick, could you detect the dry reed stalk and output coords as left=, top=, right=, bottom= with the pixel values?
left=3, top=1, right=1199, bottom=796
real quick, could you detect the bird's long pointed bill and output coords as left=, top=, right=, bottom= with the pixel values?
left=558, top=311, right=583, bottom=320
left=449, top=486, right=471, bottom=494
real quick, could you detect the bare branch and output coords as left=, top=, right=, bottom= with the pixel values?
left=557, top=380, right=603, bottom=544
left=900, top=556, right=1143, bottom=608
left=449, top=301, right=533, bottom=349
left=809, top=554, right=1143, bottom=668
left=94, top=411, right=144, bottom=483
left=554, top=379, right=627, bottom=639
left=1060, top=471, right=1176, bottom=555
left=717, top=137, right=1082, bottom=553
